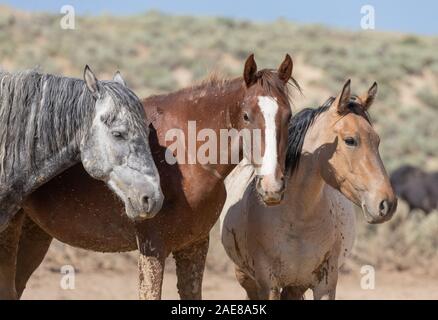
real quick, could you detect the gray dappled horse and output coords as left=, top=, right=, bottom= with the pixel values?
left=0, top=66, right=163, bottom=229
left=0, top=66, right=164, bottom=298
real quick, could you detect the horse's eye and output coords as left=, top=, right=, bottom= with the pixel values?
left=243, top=112, right=250, bottom=122
left=344, top=137, right=357, bottom=147
left=112, top=131, right=125, bottom=139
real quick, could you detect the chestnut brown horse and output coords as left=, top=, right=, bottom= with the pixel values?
left=4, top=54, right=299, bottom=299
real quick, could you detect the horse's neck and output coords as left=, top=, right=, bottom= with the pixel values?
left=0, top=129, right=81, bottom=217
left=24, top=145, right=80, bottom=190
left=149, top=79, right=245, bottom=181
left=287, top=157, right=326, bottom=214
left=286, top=126, right=328, bottom=218
left=0, top=73, right=92, bottom=207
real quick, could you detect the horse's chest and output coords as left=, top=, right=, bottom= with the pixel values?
left=275, top=221, right=337, bottom=286
left=161, top=176, right=226, bottom=250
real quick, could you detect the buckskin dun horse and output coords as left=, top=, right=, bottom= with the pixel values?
left=0, top=66, right=163, bottom=299
left=11, top=54, right=299, bottom=299
left=221, top=80, right=397, bottom=300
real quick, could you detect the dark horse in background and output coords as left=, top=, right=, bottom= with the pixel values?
left=390, top=165, right=438, bottom=214
left=10, top=54, right=299, bottom=299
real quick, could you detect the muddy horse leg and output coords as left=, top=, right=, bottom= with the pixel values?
left=311, top=254, right=338, bottom=300
left=252, top=260, right=280, bottom=300
left=235, top=265, right=259, bottom=300
left=252, top=279, right=279, bottom=300
left=173, top=236, right=209, bottom=300
left=138, top=252, right=165, bottom=300
left=0, top=210, right=24, bottom=299
left=15, top=215, right=53, bottom=298
left=136, top=228, right=166, bottom=300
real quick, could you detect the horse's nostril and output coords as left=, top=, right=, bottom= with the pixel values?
left=379, top=200, right=389, bottom=216
left=280, top=179, right=286, bottom=192
left=142, top=196, right=150, bottom=211
left=256, top=177, right=262, bottom=190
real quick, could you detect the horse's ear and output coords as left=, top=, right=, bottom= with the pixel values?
left=84, top=65, right=100, bottom=98
left=243, top=53, right=257, bottom=87
left=113, top=71, right=126, bottom=87
left=333, top=79, right=351, bottom=114
left=360, top=82, right=378, bottom=110
left=278, top=54, right=293, bottom=84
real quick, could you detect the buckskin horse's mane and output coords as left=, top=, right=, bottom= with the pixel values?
left=285, top=95, right=371, bottom=176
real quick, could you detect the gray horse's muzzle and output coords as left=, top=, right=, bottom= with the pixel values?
left=108, top=166, right=164, bottom=221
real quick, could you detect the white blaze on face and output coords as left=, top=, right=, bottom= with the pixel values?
left=257, top=96, right=279, bottom=176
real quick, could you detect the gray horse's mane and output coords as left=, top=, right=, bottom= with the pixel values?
left=0, top=69, right=147, bottom=183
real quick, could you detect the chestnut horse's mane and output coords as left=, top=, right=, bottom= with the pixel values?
left=146, top=68, right=301, bottom=107
left=285, top=96, right=371, bottom=176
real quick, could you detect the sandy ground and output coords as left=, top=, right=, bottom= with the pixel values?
left=20, top=242, right=438, bottom=300
left=22, top=267, right=438, bottom=300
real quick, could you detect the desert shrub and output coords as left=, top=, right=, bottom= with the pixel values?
left=353, top=201, right=438, bottom=274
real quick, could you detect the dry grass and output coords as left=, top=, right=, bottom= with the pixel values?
left=352, top=201, right=438, bottom=275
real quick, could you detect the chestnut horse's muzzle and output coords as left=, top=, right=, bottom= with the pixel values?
left=255, top=175, right=286, bottom=206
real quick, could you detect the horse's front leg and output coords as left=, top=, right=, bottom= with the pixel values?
left=235, top=265, right=259, bottom=300
left=15, top=215, right=53, bottom=298
left=253, top=259, right=281, bottom=300
left=256, top=283, right=281, bottom=300
left=311, top=254, right=338, bottom=300
left=136, top=230, right=166, bottom=300
left=173, top=236, right=209, bottom=300
left=0, top=210, right=24, bottom=300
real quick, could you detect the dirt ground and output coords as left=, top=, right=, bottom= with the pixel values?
left=20, top=241, right=438, bottom=300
